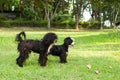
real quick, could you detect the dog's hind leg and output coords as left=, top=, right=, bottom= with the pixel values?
left=59, top=54, right=67, bottom=63
left=16, top=55, right=24, bottom=67
left=16, top=51, right=29, bottom=67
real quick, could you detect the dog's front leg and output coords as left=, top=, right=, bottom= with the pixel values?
left=38, top=53, right=47, bottom=66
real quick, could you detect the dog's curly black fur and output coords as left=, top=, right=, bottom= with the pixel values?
left=49, top=37, right=74, bottom=63
left=16, top=31, right=57, bottom=67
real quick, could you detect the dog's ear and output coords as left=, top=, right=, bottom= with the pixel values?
left=64, top=39, right=69, bottom=45
left=44, top=39, right=50, bottom=45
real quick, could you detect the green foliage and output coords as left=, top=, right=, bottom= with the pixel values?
left=0, top=14, right=7, bottom=20
left=79, top=22, right=100, bottom=29
left=0, top=0, right=120, bottom=29
left=52, top=13, right=75, bottom=28
left=88, top=22, right=100, bottom=29
left=22, top=0, right=35, bottom=20
left=22, top=8, right=35, bottom=20
left=2, top=21, right=11, bottom=27
left=68, top=20, right=76, bottom=27
left=0, top=19, right=48, bottom=27
left=53, top=13, right=71, bottom=22
left=0, top=14, right=8, bottom=27
left=11, top=20, right=47, bottom=27
left=0, top=14, right=11, bottom=27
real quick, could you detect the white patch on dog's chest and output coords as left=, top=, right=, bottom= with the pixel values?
left=66, top=52, right=68, bottom=54
left=47, top=44, right=54, bottom=54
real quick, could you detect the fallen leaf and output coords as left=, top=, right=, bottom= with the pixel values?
left=87, top=64, right=92, bottom=69
left=95, top=69, right=99, bottom=74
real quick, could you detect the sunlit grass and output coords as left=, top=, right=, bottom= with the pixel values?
left=0, top=28, right=120, bottom=80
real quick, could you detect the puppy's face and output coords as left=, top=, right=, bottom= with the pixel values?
left=64, top=37, right=75, bottom=47
left=70, top=38, right=75, bottom=46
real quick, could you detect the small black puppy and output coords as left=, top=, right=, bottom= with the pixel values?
left=49, top=37, right=75, bottom=63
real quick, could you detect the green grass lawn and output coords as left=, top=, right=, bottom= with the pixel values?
left=0, top=28, right=120, bottom=80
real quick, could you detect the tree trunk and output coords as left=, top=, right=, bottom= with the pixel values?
left=47, top=16, right=51, bottom=29
left=45, top=0, right=51, bottom=28
left=1, top=3, right=5, bottom=13
left=114, top=10, right=119, bottom=29
left=100, top=13, right=103, bottom=30
left=75, top=14, right=79, bottom=30
left=50, top=0, right=60, bottom=26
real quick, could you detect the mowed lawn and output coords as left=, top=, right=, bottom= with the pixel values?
left=0, top=28, right=120, bottom=80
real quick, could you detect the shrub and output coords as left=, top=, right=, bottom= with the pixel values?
left=0, top=19, right=48, bottom=27
left=52, top=13, right=76, bottom=28
left=0, top=21, right=11, bottom=27
left=80, top=22, right=89, bottom=29
left=69, top=20, right=75, bottom=27
left=0, top=14, right=7, bottom=20
left=79, top=22, right=101, bottom=29
left=88, top=22, right=100, bottom=29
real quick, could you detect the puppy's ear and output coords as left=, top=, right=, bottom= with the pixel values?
left=65, top=41, right=69, bottom=45
left=64, top=39, right=69, bottom=45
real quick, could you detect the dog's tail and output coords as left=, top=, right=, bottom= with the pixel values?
left=15, top=31, right=26, bottom=42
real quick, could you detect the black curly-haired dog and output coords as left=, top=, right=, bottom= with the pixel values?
left=49, top=37, right=75, bottom=63
left=16, top=31, right=57, bottom=67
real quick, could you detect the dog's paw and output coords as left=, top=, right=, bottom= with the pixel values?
left=40, top=64, right=46, bottom=67
left=18, top=64, right=23, bottom=67
left=60, top=61, right=67, bottom=63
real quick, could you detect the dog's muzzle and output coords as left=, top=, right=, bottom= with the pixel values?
left=70, top=38, right=75, bottom=47
left=71, top=42, right=75, bottom=46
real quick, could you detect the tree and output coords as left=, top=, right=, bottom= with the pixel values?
left=105, top=0, right=120, bottom=28
left=89, top=0, right=120, bottom=29
left=0, top=0, right=19, bottom=12
left=72, top=0, right=88, bottom=30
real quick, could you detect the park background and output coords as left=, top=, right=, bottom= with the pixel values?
left=0, top=0, right=120, bottom=29
left=0, top=0, right=120, bottom=80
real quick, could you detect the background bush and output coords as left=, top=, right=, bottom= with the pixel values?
left=0, top=20, right=47, bottom=27
left=0, top=13, right=109, bottom=29
left=52, top=13, right=75, bottom=28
